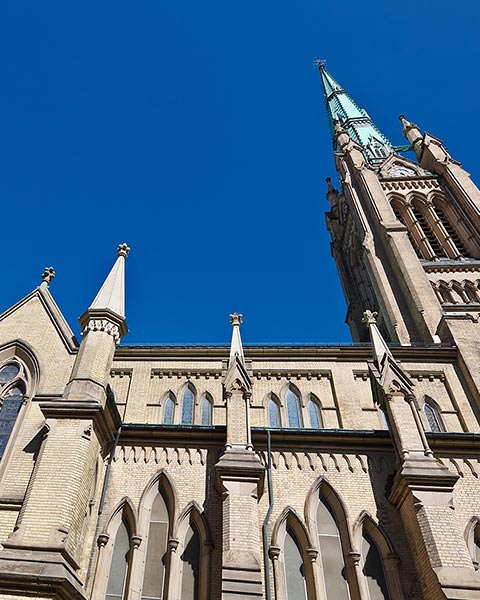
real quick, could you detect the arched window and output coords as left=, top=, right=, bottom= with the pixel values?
left=0, top=385, right=24, bottom=458
left=316, top=498, right=349, bottom=599
left=308, top=395, right=322, bottom=429
left=163, top=393, right=175, bottom=425
left=180, top=521, right=201, bottom=600
left=391, top=202, right=423, bottom=259
left=424, top=399, right=443, bottom=433
left=464, top=282, right=480, bottom=304
left=201, top=395, right=212, bottom=426
left=284, top=528, right=307, bottom=600
left=286, top=387, right=301, bottom=428
left=181, top=387, right=195, bottom=425
left=105, top=519, right=131, bottom=600
left=411, top=204, right=447, bottom=258
left=142, top=492, right=170, bottom=600
left=362, top=533, right=391, bottom=600
left=473, top=524, right=480, bottom=570
left=433, top=202, right=470, bottom=257
left=268, top=395, right=281, bottom=428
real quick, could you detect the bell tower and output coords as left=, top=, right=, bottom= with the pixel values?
left=318, top=62, right=480, bottom=345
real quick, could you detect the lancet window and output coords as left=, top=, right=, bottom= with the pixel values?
left=142, top=491, right=170, bottom=600
left=308, top=394, right=322, bottom=429
left=362, top=533, right=391, bottom=600
left=286, top=387, right=302, bottom=428
left=268, top=394, right=281, bottom=428
left=201, top=394, right=213, bottom=426
left=424, top=398, right=443, bottom=433
left=105, top=519, right=131, bottom=600
left=180, top=521, right=201, bottom=600
left=316, top=497, right=350, bottom=599
left=163, top=393, right=175, bottom=425
left=181, top=386, right=195, bottom=425
left=0, top=359, right=29, bottom=460
left=284, top=528, right=307, bottom=600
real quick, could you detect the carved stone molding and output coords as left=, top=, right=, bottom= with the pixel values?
left=83, top=319, right=121, bottom=343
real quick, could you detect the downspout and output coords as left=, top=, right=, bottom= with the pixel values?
left=98, top=425, right=122, bottom=515
left=262, top=429, right=274, bottom=600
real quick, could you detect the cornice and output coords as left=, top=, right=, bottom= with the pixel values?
left=422, top=259, right=480, bottom=273
left=114, top=344, right=458, bottom=363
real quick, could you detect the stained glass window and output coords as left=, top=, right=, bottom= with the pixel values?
left=201, top=396, right=212, bottom=426
left=286, top=389, right=301, bottom=428
left=0, top=364, right=19, bottom=384
left=424, top=401, right=442, bottom=433
left=163, top=395, right=174, bottom=425
left=181, top=388, right=194, bottom=425
left=308, top=399, right=321, bottom=429
left=269, top=398, right=280, bottom=428
left=0, top=387, right=24, bottom=458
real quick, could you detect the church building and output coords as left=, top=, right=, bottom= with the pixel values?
left=0, top=64, right=480, bottom=599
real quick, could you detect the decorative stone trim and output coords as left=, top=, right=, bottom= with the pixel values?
left=83, top=319, right=121, bottom=343
left=254, top=370, right=332, bottom=381
left=151, top=369, right=221, bottom=380
left=110, top=368, right=133, bottom=378
left=381, top=178, right=440, bottom=191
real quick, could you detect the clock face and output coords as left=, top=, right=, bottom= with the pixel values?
left=388, top=165, right=416, bottom=177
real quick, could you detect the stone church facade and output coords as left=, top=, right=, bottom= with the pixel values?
left=0, top=65, right=480, bottom=600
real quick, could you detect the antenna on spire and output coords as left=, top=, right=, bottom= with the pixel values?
left=314, top=59, right=327, bottom=69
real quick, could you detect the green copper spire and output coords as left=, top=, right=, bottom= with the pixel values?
left=317, top=61, right=394, bottom=163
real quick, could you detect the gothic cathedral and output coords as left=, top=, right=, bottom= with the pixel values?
left=0, top=63, right=480, bottom=600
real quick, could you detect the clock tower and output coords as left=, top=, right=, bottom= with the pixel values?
left=318, top=63, right=480, bottom=347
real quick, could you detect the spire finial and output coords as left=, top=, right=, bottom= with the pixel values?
left=230, top=312, right=243, bottom=327
left=117, top=243, right=130, bottom=259
left=41, top=267, right=55, bottom=287
left=229, top=312, right=245, bottom=365
left=362, top=310, right=378, bottom=325
left=314, top=58, right=327, bottom=70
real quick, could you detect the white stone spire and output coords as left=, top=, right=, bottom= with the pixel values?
left=89, top=243, right=130, bottom=319
left=229, top=312, right=245, bottom=366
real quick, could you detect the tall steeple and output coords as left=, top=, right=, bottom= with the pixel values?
left=317, top=60, right=393, bottom=163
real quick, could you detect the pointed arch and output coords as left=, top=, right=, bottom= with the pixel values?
left=436, top=280, right=455, bottom=304
left=465, top=517, right=480, bottom=570
left=265, top=392, right=282, bottom=428
left=136, top=470, right=179, bottom=600
left=162, top=391, right=176, bottom=425
left=423, top=395, right=444, bottom=433
left=180, top=382, right=197, bottom=425
left=270, top=508, right=315, bottom=600
left=200, top=392, right=213, bottom=426
left=170, top=501, right=213, bottom=600
left=353, top=512, right=403, bottom=599
left=304, top=477, right=358, bottom=600
left=282, top=383, right=303, bottom=428
left=307, top=393, right=323, bottom=429
left=91, top=498, right=138, bottom=600
left=464, top=281, right=480, bottom=304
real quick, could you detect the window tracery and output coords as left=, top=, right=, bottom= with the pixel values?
left=0, top=358, right=30, bottom=460
left=423, top=397, right=443, bottom=433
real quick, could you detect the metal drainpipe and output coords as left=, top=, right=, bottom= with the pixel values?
left=98, top=425, right=122, bottom=515
left=262, top=429, right=274, bottom=600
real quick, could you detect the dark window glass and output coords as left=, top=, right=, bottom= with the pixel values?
left=268, top=398, right=280, bottom=428
left=201, top=397, right=212, bottom=425
left=362, top=533, right=391, bottom=600
left=286, top=389, right=301, bottom=428
left=474, top=527, right=480, bottom=568
left=180, top=521, right=201, bottom=600
left=181, top=389, right=194, bottom=425
left=163, top=396, right=174, bottom=425
left=0, top=387, right=23, bottom=458
left=284, top=529, right=306, bottom=600
left=317, top=498, right=349, bottom=599
left=106, top=520, right=130, bottom=600
left=308, top=400, right=321, bottom=429
left=142, top=492, right=169, bottom=600
left=0, top=364, right=19, bottom=384
left=424, top=402, right=442, bottom=433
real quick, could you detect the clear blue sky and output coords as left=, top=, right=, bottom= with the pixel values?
left=1, top=1, right=478, bottom=344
